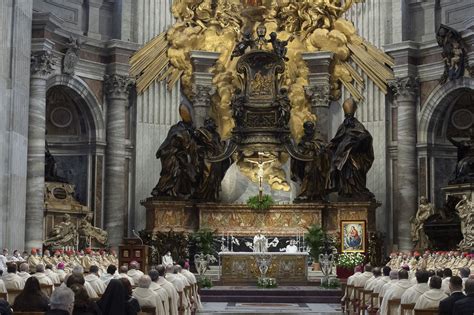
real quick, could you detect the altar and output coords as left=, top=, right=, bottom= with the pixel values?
left=219, top=252, right=309, bottom=285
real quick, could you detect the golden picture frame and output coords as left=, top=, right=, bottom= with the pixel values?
left=341, top=220, right=366, bottom=253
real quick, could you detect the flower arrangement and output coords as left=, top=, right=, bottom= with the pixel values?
left=197, top=276, right=213, bottom=289
left=246, top=194, right=274, bottom=211
left=336, top=252, right=365, bottom=269
left=257, top=277, right=278, bottom=288
left=321, top=277, right=341, bottom=289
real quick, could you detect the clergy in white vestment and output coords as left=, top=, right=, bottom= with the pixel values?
left=380, top=269, right=413, bottom=315
left=17, top=263, right=31, bottom=282
left=352, top=265, right=374, bottom=299
left=44, top=264, right=61, bottom=285
left=180, top=261, right=202, bottom=310
left=55, top=262, right=67, bottom=282
left=33, top=264, right=54, bottom=286
left=2, top=263, right=24, bottom=290
left=166, top=265, right=191, bottom=315
left=414, top=275, right=448, bottom=310
left=119, top=265, right=136, bottom=286
left=100, top=264, right=120, bottom=286
left=149, top=269, right=170, bottom=315
left=341, top=265, right=362, bottom=302
left=84, top=265, right=106, bottom=295
left=363, top=267, right=382, bottom=306
left=0, top=249, right=7, bottom=273
left=162, top=251, right=174, bottom=268
left=71, top=265, right=98, bottom=298
left=400, top=270, right=430, bottom=315
left=372, top=266, right=392, bottom=308
left=127, top=261, right=144, bottom=284
left=176, top=265, right=194, bottom=313
left=133, top=275, right=166, bottom=315
left=441, top=268, right=453, bottom=295
left=0, top=278, right=6, bottom=293
left=9, top=250, right=25, bottom=262
left=379, top=270, right=399, bottom=301
left=157, top=265, right=180, bottom=315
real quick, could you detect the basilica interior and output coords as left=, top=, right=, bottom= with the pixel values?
left=0, top=0, right=473, bottom=314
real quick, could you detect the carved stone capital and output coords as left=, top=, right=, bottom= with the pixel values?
left=305, top=85, right=330, bottom=108
left=192, top=84, right=214, bottom=107
left=388, top=76, right=419, bottom=99
left=31, top=51, right=54, bottom=77
left=104, top=74, right=134, bottom=99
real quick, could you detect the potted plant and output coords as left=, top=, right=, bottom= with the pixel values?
left=191, top=228, right=217, bottom=275
left=305, top=225, right=325, bottom=270
left=335, top=252, right=365, bottom=279
left=246, top=194, right=274, bottom=211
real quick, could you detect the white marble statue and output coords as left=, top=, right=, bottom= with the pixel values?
left=410, top=196, right=434, bottom=249
left=456, top=195, right=474, bottom=251
left=253, top=231, right=268, bottom=253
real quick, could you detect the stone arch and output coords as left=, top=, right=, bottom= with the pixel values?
left=46, top=75, right=105, bottom=143
left=418, top=77, right=474, bottom=145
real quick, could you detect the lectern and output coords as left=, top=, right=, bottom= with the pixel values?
left=119, top=238, right=149, bottom=273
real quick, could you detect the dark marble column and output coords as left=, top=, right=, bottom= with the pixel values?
left=25, top=51, right=54, bottom=250
left=389, top=76, right=419, bottom=250
left=103, top=74, right=133, bottom=247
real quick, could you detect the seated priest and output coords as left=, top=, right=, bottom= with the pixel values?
left=119, top=265, right=135, bottom=286
left=2, top=263, right=24, bottom=290
left=133, top=275, right=166, bottom=315
left=44, top=264, right=61, bottom=285
left=33, top=264, right=54, bottom=287
left=439, top=276, right=465, bottom=315
left=156, top=265, right=179, bottom=315
left=17, top=263, right=30, bottom=282
left=401, top=269, right=430, bottom=311
left=380, top=269, right=413, bottom=315
left=148, top=270, right=170, bottom=315
left=127, top=261, right=144, bottom=284
left=379, top=270, right=399, bottom=302
left=166, top=265, right=191, bottom=315
left=414, top=276, right=447, bottom=310
left=84, top=265, right=106, bottom=296
left=452, top=279, right=474, bottom=315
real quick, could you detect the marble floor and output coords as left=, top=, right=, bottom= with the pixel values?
left=198, top=302, right=343, bottom=314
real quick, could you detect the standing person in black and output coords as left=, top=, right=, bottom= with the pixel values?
left=0, top=300, right=12, bottom=315
left=120, top=278, right=141, bottom=315
left=439, top=276, right=465, bottom=315
left=453, top=279, right=474, bottom=315
left=70, top=284, right=102, bottom=315
left=12, top=277, right=49, bottom=312
left=97, top=279, right=139, bottom=315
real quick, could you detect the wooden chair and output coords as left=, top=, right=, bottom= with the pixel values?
left=139, top=306, right=156, bottom=315
left=400, top=303, right=415, bottom=315
left=6, top=288, right=23, bottom=304
left=0, top=292, right=7, bottom=300
left=368, top=292, right=379, bottom=315
left=351, top=286, right=363, bottom=315
left=360, top=289, right=372, bottom=314
left=387, top=298, right=401, bottom=315
left=343, top=284, right=353, bottom=314
left=39, top=284, right=53, bottom=297
left=12, top=312, right=46, bottom=315
left=90, top=297, right=100, bottom=302
left=414, top=309, right=439, bottom=315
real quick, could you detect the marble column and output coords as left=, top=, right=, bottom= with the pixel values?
left=389, top=76, right=419, bottom=251
left=302, top=52, right=333, bottom=141
left=190, top=51, right=220, bottom=127
left=25, top=51, right=54, bottom=250
left=104, top=74, right=133, bottom=247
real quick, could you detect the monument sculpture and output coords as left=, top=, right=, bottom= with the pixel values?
left=436, top=24, right=468, bottom=84
left=410, top=196, right=434, bottom=250
left=456, top=195, right=474, bottom=251
left=78, top=213, right=108, bottom=246
left=447, top=128, right=474, bottom=184
left=44, top=214, right=78, bottom=247
left=329, top=98, right=375, bottom=199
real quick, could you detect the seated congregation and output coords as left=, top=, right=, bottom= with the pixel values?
left=342, top=264, right=474, bottom=315
left=0, top=260, right=199, bottom=315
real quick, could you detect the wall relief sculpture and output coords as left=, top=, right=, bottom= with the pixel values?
left=436, top=24, right=469, bottom=84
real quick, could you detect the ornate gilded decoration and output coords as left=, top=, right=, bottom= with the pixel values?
left=130, top=0, right=393, bottom=141
left=44, top=214, right=78, bottom=247
left=250, top=71, right=273, bottom=96
left=78, top=213, right=108, bottom=246
left=455, top=195, right=474, bottom=251
left=410, top=196, right=434, bottom=250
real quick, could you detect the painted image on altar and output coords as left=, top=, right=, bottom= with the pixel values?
left=341, top=221, right=366, bottom=252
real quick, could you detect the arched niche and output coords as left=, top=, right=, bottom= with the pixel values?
left=45, top=75, right=106, bottom=227
left=417, top=77, right=474, bottom=207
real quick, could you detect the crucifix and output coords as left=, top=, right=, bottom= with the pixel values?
left=246, top=152, right=276, bottom=201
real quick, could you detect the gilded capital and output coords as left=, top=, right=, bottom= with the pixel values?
left=388, top=76, right=419, bottom=99
left=30, top=51, right=54, bottom=77
left=104, top=74, right=134, bottom=99
left=305, top=85, right=330, bottom=107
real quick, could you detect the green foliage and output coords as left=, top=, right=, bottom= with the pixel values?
left=197, top=276, right=213, bottom=289
left=257, top=277, right=278, bottom=288
left=191, top=228, right=216, bottom=255
left=246, top=194, right=274, bottom=211
left=321, top=277, right=341, bottom=289
left=139, top=230, right=189, bottom=265
left=305, top=225, right=325, bottom=262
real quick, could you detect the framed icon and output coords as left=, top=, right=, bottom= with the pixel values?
left=122, top=249, right=130, bottom=258
left=341, top=220, right=366, bottom=252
